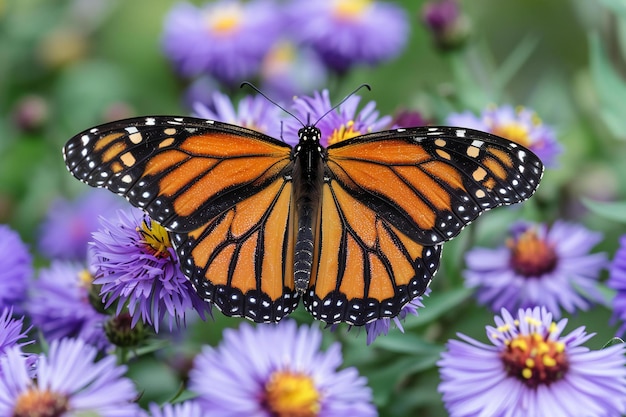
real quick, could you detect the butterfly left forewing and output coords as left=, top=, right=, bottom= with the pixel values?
left=63, top=116, right=293, bottom=233
left=303, top=180, right=442, bottom=325
left=64, top=116, right=298, bottom=322
left=325, top=126, right=544, bottom=246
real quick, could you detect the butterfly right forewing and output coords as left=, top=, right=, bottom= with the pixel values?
left=325, top=126, right=544, bottom=246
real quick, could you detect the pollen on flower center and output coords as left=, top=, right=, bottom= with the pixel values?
left=333, top=0, right=372, bottom=20
left=13, top=388, right=70, bottom=417
left=500, top=328, right=568, bottom=388
left=262, top=41, right=296, bottom=76
left=78, top=268, right=93, bottom=288
left=328, top=121, right=364, bottom=145
left=205, top=5, right=242, bottom=35
left=137, top=219, right=172, bottom=258
left=491, top=122, right=531, bottom=147
left=507, top=228, right=557, bottom=277
left=263, top=370, right=321, bottom=417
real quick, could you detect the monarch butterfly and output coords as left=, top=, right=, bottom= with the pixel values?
left=63, top=112, right=543, bottom=326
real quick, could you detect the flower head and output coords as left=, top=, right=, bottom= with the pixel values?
left=607, top=235, right=626, bottom=335
left=0, top=338, right=143, bottom=417
left=0, top=308, right=31, bottom=356
left=288, top=0, right=409, bottom=73
left=260, top=39, right=328, bottom=101
left=28, top=261, right=110, bottom=351
left=189, top=320, right=377, bottom=416
left=162, top=0, right=281, bottom=85
left=148, top=401, right=203, bottom=417
left=365, top=289, right=429, bottom=345
left=38, top=190, right=122, bottom=261
left=0, top=224, right=31, bottom=312
left=464, top=221, right=606, bottom=318
left=421, top=0, right=470, bottom=51
left=284, top=89, right=391, bottom=147
left=193, top=90, right=284, bottom=139
left=90, top=209, right=211, bottom=332
left=438, top=307, right=626, bottom=417
left=447, top=105, right=562, bottom=167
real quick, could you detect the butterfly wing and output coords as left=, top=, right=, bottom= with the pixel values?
left=325, top=126, right=544, bottom=246
left=303, top=179, right=442, bottom=325
left=63, top=116, right=299, bottom=322
left=302, top=126, right=543, bottom=325
left=171, top=176, right=299, bottom=322
left=63, top=116, right=293, bottom=233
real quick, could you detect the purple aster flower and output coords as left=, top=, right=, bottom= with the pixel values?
left=38, top=189, right=122, bottom=261
left=464, top=221, right=606, bottom=319
left=284, top=89, right=392, bottom=147
left=0, top=308, right=31, bottom=356
left=447, top=105, right=562, bottom=167
left=438, top=307, right=626, bottom=417
left=608, top=235, right=626, bottom=335
left=259, top=40, right=328, bottom=101
left=162, top=0, right=281, bottom=85
left=288, top=0, right=409, bottom=73
left=189, top=320, right=377, bottom=416
left=0, top=338, right=143, bottom=417
left=148, top=401, right=203, bottom=417
left=421, top=0, right=470, bottom=51
left=90, top=209, right=211, bottom=332
left=365, top=289, right=430, bottom=345
left=390, top=109, right=427, bottom=128
left=0, top=224, right=31, bottom=312
left=29, top=260, right=110, bottom=351
left=193, top=90, right=284, bottom=139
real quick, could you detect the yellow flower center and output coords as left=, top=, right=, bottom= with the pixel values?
left=206, top=4, right=242, bottom=36
left=507, top=228, right=557, bottom=277
left=500, top=325, right=568, bottom=388
left=13, top=389, right=69, bottom=417
left=137, top=219, right=172, bottom=258
left=264, top=371, right=321, bottom=417
left=333, top=0, right=372, bottom=21
left=327, top=121, right=364, bottom=145
left=491, top=122, right=530, bottom=147
left=262, top=40, right=296, bottom=77
left=78, top=268, right=93, bottom=289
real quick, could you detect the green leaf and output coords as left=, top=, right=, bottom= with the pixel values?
left=588, top=34, right=626, bottom=140
left=369, top=331, right=443, bottom=356
left=403, top=286, right=474, bottom=329
left=581, top=198, right=626, bottom=223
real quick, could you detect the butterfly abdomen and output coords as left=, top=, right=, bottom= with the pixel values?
left=292, top=126, right=325, bottom=294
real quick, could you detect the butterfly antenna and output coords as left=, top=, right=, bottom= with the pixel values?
left=313, top=83, right=371, bottom=126
left=240, top=81, right=305, bottom=126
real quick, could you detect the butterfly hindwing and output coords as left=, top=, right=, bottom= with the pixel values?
left=303, top=180, right=442, bottom=325
left=171, top=176, right=299, bottom=322
left=325, top=126, right=543, bottom=246
left=63, top=116, right=293, bottom=233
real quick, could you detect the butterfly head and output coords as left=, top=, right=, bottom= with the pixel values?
left=298, top=125, right=322, bottom=144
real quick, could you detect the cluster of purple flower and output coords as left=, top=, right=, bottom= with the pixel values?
left=162, top=0, right=409, bottom=101
left=3, top=0, right=626, bottom=415
left=7, top=81, right=626, bottom=414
